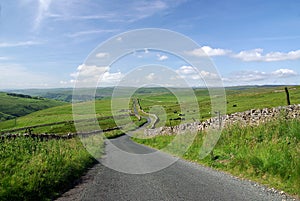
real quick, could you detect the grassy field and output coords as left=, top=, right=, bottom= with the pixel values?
left=0, top=98, right=122, bottom=131
left=0, top=135, right=102, bottom=201
left=3, top=85, right=298, bottom=129
left=133, top=117, right=300, bottom=197
left=0, top=92, right=65, bottom=121
left=135, top=85, right=300, bottom=126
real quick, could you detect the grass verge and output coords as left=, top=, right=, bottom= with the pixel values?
left=0, top=135, right=103, bottom=201
left=132, top=117, right=300, bottom=197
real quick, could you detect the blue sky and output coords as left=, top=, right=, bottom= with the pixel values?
left=0, top=0, right=300, bottom=89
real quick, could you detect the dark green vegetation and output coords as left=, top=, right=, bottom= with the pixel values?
left=0, top=92, right=65, bottom=121
left=0, top=136, right=102, bottom=201
left=133, top=117, right=300, bottom=196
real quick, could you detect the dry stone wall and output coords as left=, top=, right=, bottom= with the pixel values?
left=0, top=127, right=120, bottom=140
left=145, top=104, right=300, bottom=136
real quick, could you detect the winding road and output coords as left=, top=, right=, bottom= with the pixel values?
left=57, top=101, right=297, bottom=200
left=56, top=134, right=295, bottom=201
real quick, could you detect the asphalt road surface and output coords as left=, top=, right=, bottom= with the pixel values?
left=56, top=135, right=297, bottom=201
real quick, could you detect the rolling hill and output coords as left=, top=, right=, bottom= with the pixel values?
left=0, top=92, right=65, bottom=121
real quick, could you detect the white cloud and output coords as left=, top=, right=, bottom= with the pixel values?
left=176, top=65, right=195, bottom=75
left=224, top=68, right=298, bottom=84
left=271, top=68, right=298, bottom=77
left=199, top=70, right=218, bottom=79
left=146, top=73, right=155, bottom=80
left=176, top=65, right=218, bottom=80
left=0, top=41, right=41, bottom=48
left=70, top=64, right=123, bottom=87
left=66, top=29, right=118, bottom=38
left=34, top=0, right=52, bottom=30
left=71, top=64, right=108, bottom=79
left=41, top=0, right=178, bottom=26
left=52, top=14, right=116, bottom=21
left=157, top=54, right=168, bottom=61
left=233, top=48, right=300, bottom=62
left=96, top=52, right=109, bottom=58
left=102, top=72, right=123, bottom=83
left=186, top=46, right=231, bottom=57
left=226, top=70, right=268, bottom=82
left=186, top=46, right=300, bottom=62
left=233, top=48, right=264, bottom=62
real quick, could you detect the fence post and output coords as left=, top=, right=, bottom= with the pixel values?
left=284, top=87, right=291, bottom=105
left=210, top=111, right=221, bottom=160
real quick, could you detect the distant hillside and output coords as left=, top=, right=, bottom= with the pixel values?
left=6, top=88, right=74, bottom=102
left=0, top=92, right=65, bottom=121
left=7, top=88, right=115, bottom=102
left=6, top=87, right=195, bottom=102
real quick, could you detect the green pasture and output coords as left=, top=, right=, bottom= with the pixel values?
left=135, top=86, right=300, bottom=127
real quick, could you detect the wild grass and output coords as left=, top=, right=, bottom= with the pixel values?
left=133, top=117, right=300, bottom=197
left=0, top=136, right=102, bottom=201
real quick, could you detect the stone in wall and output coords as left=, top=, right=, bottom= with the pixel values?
left=145, top=104, right=300, bottom=137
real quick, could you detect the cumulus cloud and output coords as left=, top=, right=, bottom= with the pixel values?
left=232, top=48, right=300, bottom=62
left=157, top=54, right=168, bottom=61
left=176, top=65, right=218, bottom=80
left=70, top=64, right=123, bottom=86
left=176, top=65, right=195, bottom=75
left=102, top=71, right=123, bottom=83
left=271, top=68, right=298, bottom=77
left=70, top=64, right=108, bottom=79
left=186, top=46, right=231, bottom=57
left=185, top=45, right=300, bottom=62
